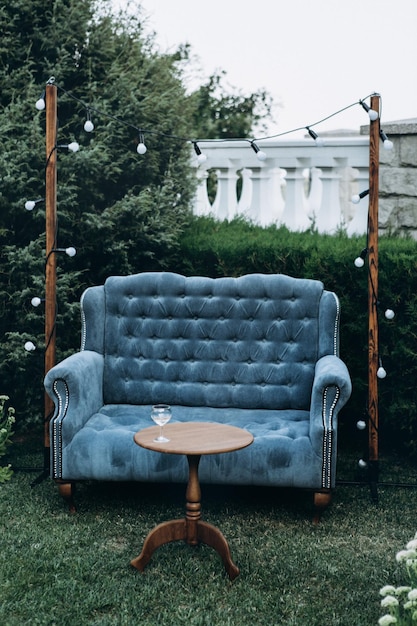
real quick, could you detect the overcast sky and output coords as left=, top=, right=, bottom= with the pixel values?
left=113, top=0, right=417, bottom=137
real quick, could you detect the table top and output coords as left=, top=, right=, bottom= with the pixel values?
left=134, top=422, right=254, bottom=456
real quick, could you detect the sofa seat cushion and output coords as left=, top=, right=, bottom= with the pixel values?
left=61, top=404, right=323, bottom=489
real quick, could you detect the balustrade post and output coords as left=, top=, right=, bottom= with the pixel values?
left=281, top=165, right=310, bottom=231
left=315, top=159, right=346, bottom=233
left=211, top=166, right=239, bottom=221
left=194, top=168, right=211, bottom=217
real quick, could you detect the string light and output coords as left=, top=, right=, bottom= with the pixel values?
left=351, top=189, right=369, bottom=204
left=57, top=141, right=80, bottom=153
left=359, top=99, right=379, bottom=121
left=356, top=420, right=367, bottom=430
left=385, top=308, right=395, bottom=320
left=24, top=341, right=36, bottom=352
left=25, top=198, right=44, bottom=211
left=377, top=357, right=387, bottom=379
left=136, top=131, right=147, bottom=155
left=358, top=459, right=368, bottom=469
left=46, top=247, right=77, bottom=264
left=31, top=297, right=43, bottom=307
left=379, top=129, right=393, bottom=150
left=354, top=248, right=368, bottom=268
left=84, top=110, right=94, bottom=133
left=192, top=142, right=207, bottom=164
left=45, top=80, right=382, bottom=161
left=35, top=91, right=46, bottom=111
left=306, top=127, right=324, bottom=146
left=57, top=246, right=76, bottom=257
left=250, top=141, right=267, bottom=161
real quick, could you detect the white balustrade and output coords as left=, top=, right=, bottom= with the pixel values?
left=192, top=136, right=370, bottom=234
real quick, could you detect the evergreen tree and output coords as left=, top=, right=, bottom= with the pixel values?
left=0, top=0, right=197, bottom=423
left=0, top=0, right=273, bottom=425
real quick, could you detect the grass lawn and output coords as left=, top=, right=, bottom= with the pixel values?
left=2, top=430, right=417, bottom=626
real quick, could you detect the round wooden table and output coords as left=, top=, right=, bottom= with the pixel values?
left=130, top=422, right=254, bottom=580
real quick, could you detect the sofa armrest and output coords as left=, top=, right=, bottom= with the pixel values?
left=309, top=354, right=352, bottom=451
left=44, top=350, right=104, bottom=444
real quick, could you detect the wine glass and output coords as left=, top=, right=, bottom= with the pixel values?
left=151, top=404, right=172, bottom=442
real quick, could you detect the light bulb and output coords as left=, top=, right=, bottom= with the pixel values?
left=356, top=420, right=367, bottom=431
left=192, top=142, right=207, bottom=164
left=67, top=142, right=80, bottom=153
left=25, top=200, right=36, bottom=211
left=35, top=98, right=45, bottom=111
left=65, top=247, right=76, bottom=257
left=360, top=100, right=379, bottom=121
left=358, top=459, right=367, bottom=469
left=351, top=189, right=369, bottom=204
left=31, top=297, right=42, bottom=307
left=354, top=248, right=368, bottom=268
left=84, top=119, right=94, bottom=132
left=380, top=130, right=393, bottom=150
left=385, top=309, right=395, bottom=320
left=377, top=366, right=387, bottom=379
left=250, top=141, right=267, bottom=161
left=306, top=127, right=324, bottom=146
left=24, top=341, right=36, bottom=352
left=137, top=142, right=147, bottom=155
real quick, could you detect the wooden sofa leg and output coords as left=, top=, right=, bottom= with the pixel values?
left=57, top=481, right=77, bottom=513
left=313, top=490, right=332, bottom=524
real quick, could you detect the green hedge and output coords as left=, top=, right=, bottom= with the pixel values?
left=176, top=217, right=417, bottom=459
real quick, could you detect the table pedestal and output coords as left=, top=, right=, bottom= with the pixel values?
left=130, top=454, right=240, bottom=580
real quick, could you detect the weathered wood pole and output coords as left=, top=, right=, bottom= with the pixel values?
left=44, top=83, right=58, bottom=459
left=367, top=94, right=381, bottom=501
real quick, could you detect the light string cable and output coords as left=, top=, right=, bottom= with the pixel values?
left=49, top=79, right=381, bottom=148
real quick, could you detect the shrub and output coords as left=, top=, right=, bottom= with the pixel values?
left=0, top=395, right=15, bottom=482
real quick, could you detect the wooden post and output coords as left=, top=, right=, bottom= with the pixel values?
left=44, top=83, right=58, bottom=463
left=367, top=94, right=381, bottom=502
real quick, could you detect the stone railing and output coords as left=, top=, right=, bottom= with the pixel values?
left=192, top=123, right=417, bottom=236
left=192, top=136, right=370, bottom=235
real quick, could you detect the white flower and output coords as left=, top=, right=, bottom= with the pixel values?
left=380, top=585, right=397, bottom=596
left=381, top=596, right=399, bottom=608
left=408, top=589, right=417, bottom=602
left=407, top=539, right=417, bottom=550
left=396, top=586, right=412, bottom=595
left=378, top=615, right=397, bottom=625
left=396, top=549, right=417, bottom=562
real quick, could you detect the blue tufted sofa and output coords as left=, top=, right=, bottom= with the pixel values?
left=44, top=272, right=351, bottom=515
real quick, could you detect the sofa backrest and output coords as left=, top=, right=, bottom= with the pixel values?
left=81, top=272, right=340, bottom=410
